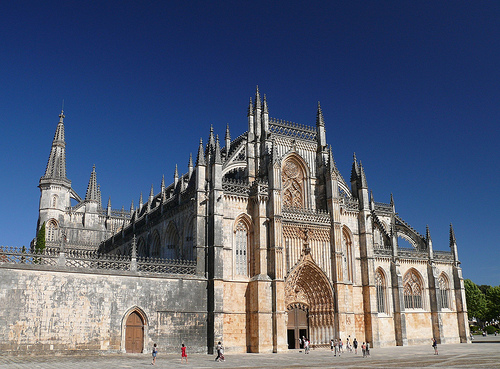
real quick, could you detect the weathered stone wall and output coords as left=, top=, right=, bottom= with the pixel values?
left=0, top=264, right=207, bottom=354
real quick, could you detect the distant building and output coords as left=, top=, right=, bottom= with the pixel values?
left=22, top=87, right=469, bottom=353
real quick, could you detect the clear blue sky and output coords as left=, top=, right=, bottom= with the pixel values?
left=0, top=1, right=498, bottom=285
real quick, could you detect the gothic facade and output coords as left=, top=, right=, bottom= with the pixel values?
left=35, top=87, right=469, bottom=352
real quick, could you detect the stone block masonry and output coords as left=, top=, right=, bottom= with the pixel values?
left=0, top=264, right=208, bottom=354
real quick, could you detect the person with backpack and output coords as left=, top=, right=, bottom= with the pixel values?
left=151, top=343, right=158, bottom=365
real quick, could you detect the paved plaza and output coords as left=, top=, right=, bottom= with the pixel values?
left=0, top=336, right=499, bottom=368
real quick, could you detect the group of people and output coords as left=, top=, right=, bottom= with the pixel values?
left=330, top=337, right=370, bottom=357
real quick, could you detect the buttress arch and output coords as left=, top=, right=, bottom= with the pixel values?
left=285, top=254, right=335, bottom=345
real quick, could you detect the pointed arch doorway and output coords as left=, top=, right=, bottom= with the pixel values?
left=125, top=311, right=144, bottom=353
left=287, top=303, right=309, bottom=349
left=285, top=254, right=335, bottom=348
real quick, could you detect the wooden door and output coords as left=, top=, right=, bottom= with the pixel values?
left=125, top=312, right=144, bottom=353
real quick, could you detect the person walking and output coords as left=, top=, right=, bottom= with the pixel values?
left=432, top=338, right=438, bottom=355
left=215, top=341, right=222, bottom=362
left=362, top=342, right=366, bottom=357
left=181, top=343, right=188, bottom=363
left=353, top=338, right=358, bottom=354
left=304, top=338, right=310, bottom=354
left=151, top=343, right=158, bottom=365
left=366, top=341, right=370, bottom=356
left=330, top=339, right=334, bottom=352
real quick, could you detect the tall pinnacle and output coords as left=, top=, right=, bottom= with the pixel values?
left=196, top=138, right=206, bottom=166
left=43, top=110, right=68, bottom=180
left=316, top=101, right=325, bottom=127
left=85, top=165, right=99, bottom=201
left=350, top=152, right=359, bottom=182
left=255, top=86, right=261, bottom=109
left=247, top=97, right=254, bottom=117
left=215, top=135, right=222, bottom=164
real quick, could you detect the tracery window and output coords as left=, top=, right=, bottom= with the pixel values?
left=403, top=269, right=423, bottom=309
left=46, top=219, right=58, bottom=242
left=151, top=231, right=161, bottom=258
left=282, top=159, right=305, bottom=208
left=235, top=220, right=249, bottom=276
left=165, top=222, right=180, bottom=259
left=438, top=275, right=449, bottom=309
left=343, top=228, right=354, bottom=282
left=376, top=270, right=386, bottom=313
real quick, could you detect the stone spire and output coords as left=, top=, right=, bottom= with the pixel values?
left=370, top=190, right=374, bottom=210
left=85, top=165, right=99, bottom=201
left=359, top=161, right=368, bottom=189
left=139, top=192, right=143, bottom=211
left=390, top=193, right=395, bottom=212
left=214, top=135, right=222, bottom=164
left=450, top=223, right=459, bottom=263
left=97, top=185, right=102, bottom=209
left=107, top=197, right=111, bottom=216
left=350, top=153, right=359, bottom=182
left=196, top=138, right=206, bottom=166
left=247, top=97, right=254, bottom=117
left=316, top=101, right=326, bottom=149
left=316, top=101, right=325, bottom=126
left=263, top=94, right=268, bottom=114
left=188, top=153, right=193, bottom=178
left=174, top=165, right=179, bottom=187
left=255, top=85, right=261, bottom=109
left=130, top=200, right=134, bottom=214
left=225, top=124, right=231, bottom=154
left=206, top=125, right=215, bottom=157
left=43, top=110, right=68, bottom=180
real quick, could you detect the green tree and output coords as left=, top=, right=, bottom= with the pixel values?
left=464, top=279, right=487, bottom=322
left=35, top=222, right=46, bottom=254
left=485, top=286, right=500, bottom=322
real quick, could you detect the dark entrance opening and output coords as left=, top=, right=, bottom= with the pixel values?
left=287, top=307, right=309, bottom=349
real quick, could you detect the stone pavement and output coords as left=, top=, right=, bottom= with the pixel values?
left=0, top=336, right=499, bottom=369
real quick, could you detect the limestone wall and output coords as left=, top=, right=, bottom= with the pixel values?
left=0, top=264, right=207, bottom=354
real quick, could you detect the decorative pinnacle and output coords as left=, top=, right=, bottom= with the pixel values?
left=350, top=153, right=359, bottom=182
left=263, top=94, right=268, bottom=113
left=426, top=225, right=432, bottom=241
left=196, top=138, right=206, bottom=166
left=188, top=153, right=193, bottom=168
left=449, top=223, right=456, bottom=245
left=359, top=161, right=368, bottom=188
left=225, top=124, right=230, bottom=140
left=161, top=174, right=165, bottom=189
left=255, top=85, right=261, bottom=109
left=248, top=97, right=254, bottom=116
left=149, top=184, right=154, bottom=197
left=215, top=134, right=222, bottom=164
left=316, top=101, right=324, bottom=126
left=174, top=164, right=179, bottom=178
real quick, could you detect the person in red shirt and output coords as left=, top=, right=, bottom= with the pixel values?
left=181, top=343, right=188, bottom=363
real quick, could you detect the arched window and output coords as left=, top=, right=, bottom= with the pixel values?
left=282, top=158, right=306, bottom=208
left=343, top=228, right=354, bottom=282
left=165, top=222, right=180, bottom=259
left=136, top=237, right=147, bottom=257
left=403, top=269, right=423, bottom=309
left=46, top=219, right=58, bottom=242
left=438, top=274, right=450, bottom=309
left=184, top=218, right=195, bottom=261
left=234, top=219, right=249, bottom=276
left=376, top=269, right=386, bottom=313
left=151, top=230, right=161, bottom=258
